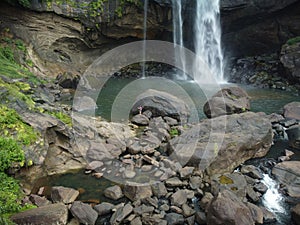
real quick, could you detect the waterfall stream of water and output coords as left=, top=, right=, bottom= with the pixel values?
left=142, top=0, right=148, bottom=78
left=172, top=0, right=186, bottom=80
left=170, top=0, right=224, bottom=82
left=194, top=0, right=224, bottom=83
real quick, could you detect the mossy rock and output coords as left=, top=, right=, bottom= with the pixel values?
left=218, top=175, right=234, bottom=185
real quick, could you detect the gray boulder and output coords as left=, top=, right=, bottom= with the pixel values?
left=286, top=125, right=300, bottom=149
left=292, top=203, right=300, bottom=225
left=283, top=102, right=300, bottom=120
left=123, top=182, right=153, bottom=201
left=11, top=203, right=68, bottom=225
left=211, top=173, right=247, bottom=199
left=131, top=114, right=150, bottom=126
left=104, top=185, right=123, bottom=200
left=165, top=213, right=184, bottom=225
left=130, top=89, right=190, bottom=123
left=206, top=190, right=254, bottom=225
left=169, top=112, right=272, bottom=175
left=94, top=202, right=114, bottom=216
left=51, top=186, right=79, bottom=204
left=70, top=201, right=98, bottom=225
left=272, top=161, right=300, bottom=197
left=203, top=86, right=250, bottom=118
left=110, top=203, right=133, bottom=225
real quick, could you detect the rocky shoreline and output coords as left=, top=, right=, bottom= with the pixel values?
left=9, top=81, right=300, bottom=225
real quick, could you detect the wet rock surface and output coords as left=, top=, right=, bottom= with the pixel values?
left=169, top=112, right=272, bottom=174
left=11, top=203, right=68, bottom=225
left=272, top=161, right=300, bottom=197
left=130, top=89, right=190, bottom=123
left=203, top=86, right=250, bottom=118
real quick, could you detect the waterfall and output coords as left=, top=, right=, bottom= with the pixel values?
left=142, top=0, right=148, bottom=78
left=193, top=0, right=224, bottom=83
left=172, top=0, right=186, bottom=80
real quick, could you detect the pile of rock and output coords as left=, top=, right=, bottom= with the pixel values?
left=13, top=87, right=300, bottom=225
left=268, top=101, right=300, bottom=150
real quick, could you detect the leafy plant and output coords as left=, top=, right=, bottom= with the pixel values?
left=46, top=110, right=72, bottom=126
left=287, top=36, right=300, bottom=45
left=0, top=78, right=35, bottom=109
left=0, top=105, right=39, bottom=145
left=0, top=137, right=24, bottom=172
left=14, top=39, right=26, bottom=52
left=0, top=172, right=36, bottom=224
left=169, top=128, right=179, bottom=137
left=115, top=0, right=142, bottom=17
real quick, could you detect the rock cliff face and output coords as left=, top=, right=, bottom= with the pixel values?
left=1, top=0, right=300, bottom=76
left=221, top=0, right=300, bottom=57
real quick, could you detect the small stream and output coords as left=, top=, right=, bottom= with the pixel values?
left=246, top=138, right=300, bottom=225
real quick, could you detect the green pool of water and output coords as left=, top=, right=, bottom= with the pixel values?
left=96, top=77, right=299, bottom=121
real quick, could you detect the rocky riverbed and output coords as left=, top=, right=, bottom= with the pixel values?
left=8, top=79, right=300, bottom=225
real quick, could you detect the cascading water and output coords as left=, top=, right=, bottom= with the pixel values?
left=193, top=0, right=224, bottom=83
left=172, top=0, right=187, bottom=80
left=142, top=0, right=148, bottom=78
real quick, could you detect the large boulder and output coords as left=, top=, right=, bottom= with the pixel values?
left=51, top=186, right=79, bottom=204
left=280, top=41, right=300, bottom=84
left=291, top=203, right=300, bottom=225
left=70, top=201, right=98, bottom=225
left=11, top=203, right=68, bottom=225
left=130, top=89, right=190, bottom=123
left=206, top=190, right=255, bottom=225
left=203, top=86, right=250, bottom=118
left=123, top=182, right=153, bottom=201
left=283, top=102, right=300, bottom=120
left=169, top=112, right=272, bottom=175
left=286, top=125, right=300, bottom=149
left=272, top=161, right=300, bottom=197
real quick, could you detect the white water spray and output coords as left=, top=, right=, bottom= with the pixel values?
left=262, top=174, right=285, bottom=216
left=193, top=0, right=224, bottom=83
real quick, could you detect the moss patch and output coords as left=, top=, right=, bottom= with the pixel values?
left=219, top=175, right=234, bottom=185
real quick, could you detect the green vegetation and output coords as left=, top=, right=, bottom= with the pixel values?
left=0, top=105, right=39, bottom=146
left=169, top=128, right=179, bottom=137
left=115, top=0, right=141, bottom=17
left=0, top=78, right=35, bottom=109
left=0, top=137, right=24, bottom=172
left=46, top=110, right=72, bottom=126
left=0, top=172, right=36, bottom=224
left=0, top=37, right=41, bottom=84
left=0, top=106, right=38, bottom=223
left=287, top=36, right=300, bottom=46
left=0, top=24, right=43, bottom=225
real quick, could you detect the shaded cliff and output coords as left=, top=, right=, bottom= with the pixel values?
left=1, top=0, right=300, bottom=77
